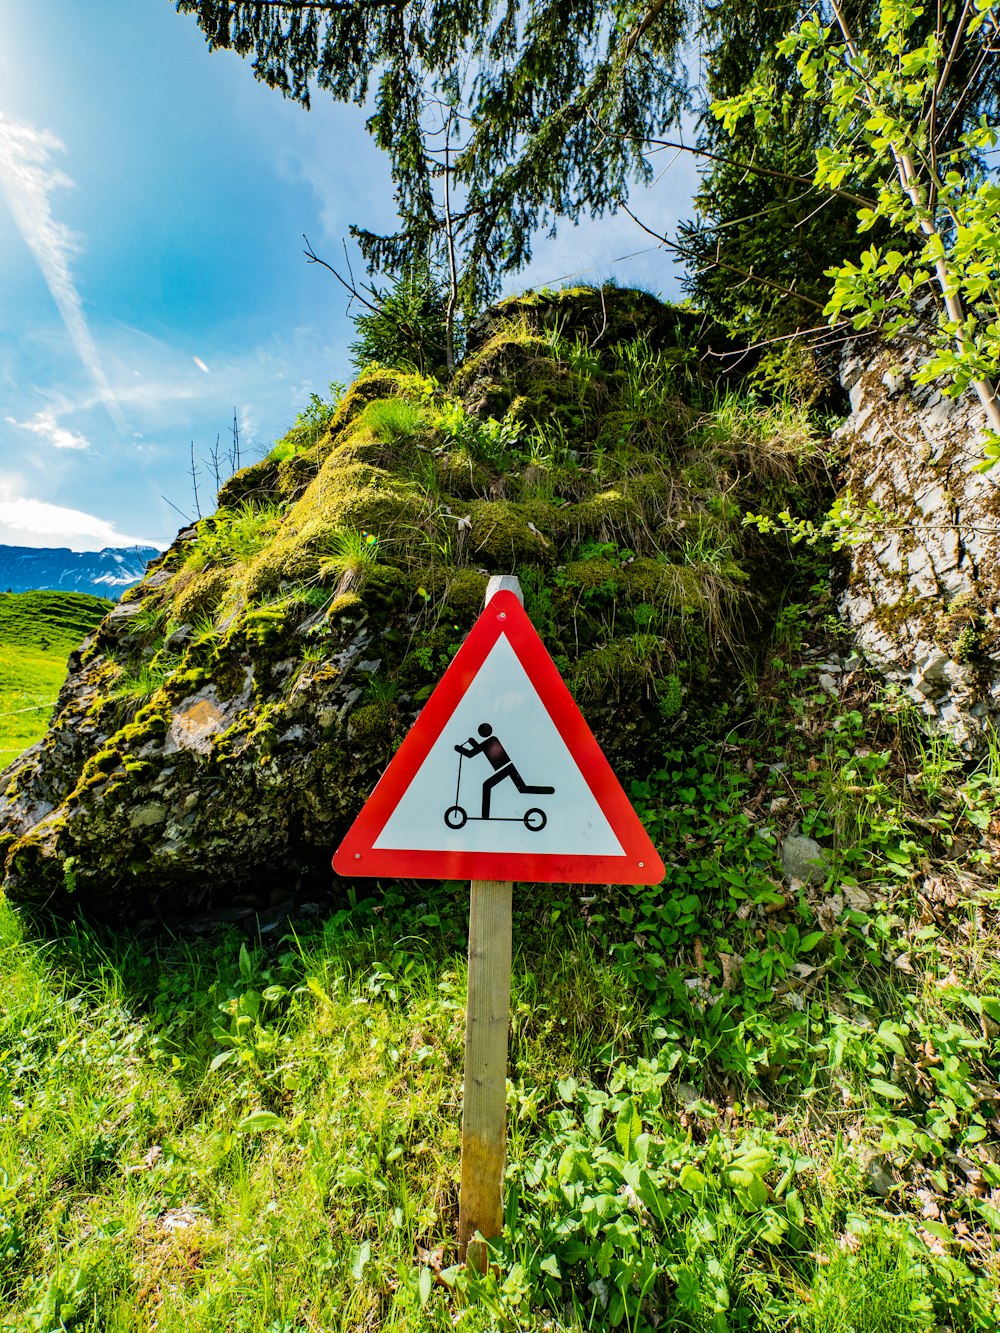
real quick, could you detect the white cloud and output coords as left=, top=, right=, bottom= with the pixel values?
left=6, top=409, right=90, bottom=451
left=0, top=112, right=123, bottom=430
left=0, top=480, right=162, bottom=552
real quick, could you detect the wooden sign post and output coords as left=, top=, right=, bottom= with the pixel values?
left=457, top=877, right=512, bottom=1269
left=332, top=573, right=664, bottom=1269
left=457, top=575, right=521, bottom=1269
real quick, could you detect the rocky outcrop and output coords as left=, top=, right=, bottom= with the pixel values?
left=0, top=288, right=826, bottom=917
left=839, top=339, right=1000, bottom=755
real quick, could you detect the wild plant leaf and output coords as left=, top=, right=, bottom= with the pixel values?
left=870, top=1078, right=908, bottom=1100
left=417, top=1266, right=432, bottom=1305
left=583, top=1099, right=604, bottom=1138
left=733, top=1146, right=773, bottom=1173
left=756, top=1209, right=788, bottom=1243
left=746, top=1174, right=769, bottom=1208
left=614, top=1101, right=641, bottom=1161
left=539, top=1254, right=561, bottom=1279
left=785, top=1189, right=806, bottom=1228
left=351, top=1240, right=371, bottom=1282
left=305, top=975, right=331, bottom=1005
left=556, top=1076, right=578, bottom=1102
left=876, top=1021, right=908, bottom=1056
left=727, top=1165, right=768, bottom=1207
left=236, top=1110, right=284, bottom=1133
left=679, top=1163, right=706, bottom=1192
left=558, top=1240, right=591, bottom=1263
left=557, top=1146, right=578, bottom=1184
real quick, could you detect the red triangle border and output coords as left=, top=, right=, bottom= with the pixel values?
left=332, top=591, right=665, bottom=884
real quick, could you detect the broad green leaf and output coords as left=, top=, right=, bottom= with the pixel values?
left=583, top=1100, right=604, bottom=1138
left=540, top=1254, right=561, bottom=1279
left=236, top=1110, right=284, bottom=1133
left=351, top=1240, right=371, bottom=1282
left=556, top=1076, right=578, bottom=1102
left=417, top=1266, right=432, bottom=1306
left=615, top=1100, right=642, bottom=1161
left=870, top=1078, right=908, bottom=1101
left=747, top=1173, right=769, bottom=1208
left=679, top=1164, right=706, bottom=1192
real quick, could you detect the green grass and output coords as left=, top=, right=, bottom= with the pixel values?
left=1, top=580, right=999, bottom=1329
left=0, top=591, right=113, bottom=653
left=0, top=865, right=994, bottom=1331
left=0, top=592, right=112, bottom=766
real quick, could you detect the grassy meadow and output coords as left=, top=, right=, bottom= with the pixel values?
left=0, top=582, right=998, bottom=1330
left=0, top=592, right=112, bottom=766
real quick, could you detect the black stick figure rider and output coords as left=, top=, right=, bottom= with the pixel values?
left=454, top=723, right=555, bottom=820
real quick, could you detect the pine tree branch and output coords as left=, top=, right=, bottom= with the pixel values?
left=205, top=2, right=406, bottom=11
left=622, top=203, right=828, bottom=311
left=634, top=133, right=876, bottom=210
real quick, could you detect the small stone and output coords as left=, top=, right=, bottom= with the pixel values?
left=128, top=802, right=167, bottom=830
left=818, top=673, right=840, bottom=697
left=913, top=651, right=949, bottom=690
left=863, top=1154, right=895, bottom=1198
left=164, top=623, right=193, bottom=652
left=781, top=835, right=830, bottom=886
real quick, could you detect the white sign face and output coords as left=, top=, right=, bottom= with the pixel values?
left=373, top=636, right=625, bottom=858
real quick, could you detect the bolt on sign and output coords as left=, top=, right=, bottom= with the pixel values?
left=333, top=581, right=664, bottom=1270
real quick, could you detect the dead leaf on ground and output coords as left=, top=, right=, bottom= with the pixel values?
left=157, top=1207, right=201, bottom=1233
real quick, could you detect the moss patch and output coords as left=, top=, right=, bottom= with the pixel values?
left=0, top=285, right=832, bottom=914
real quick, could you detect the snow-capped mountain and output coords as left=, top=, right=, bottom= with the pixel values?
left=0, top=545, right=162, bottom=599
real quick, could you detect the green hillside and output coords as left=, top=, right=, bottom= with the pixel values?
left=0, top=591, right=112, bottom=766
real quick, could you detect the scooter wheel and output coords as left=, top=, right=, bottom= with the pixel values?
left=444, top=805, right=468, bottom=830
left=523, top=807, right=547, bottom=831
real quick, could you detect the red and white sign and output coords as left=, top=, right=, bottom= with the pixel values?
left=332, top=590, right=665, bottom=884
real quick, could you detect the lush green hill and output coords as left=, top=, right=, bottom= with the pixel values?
left=0, top=591, right=111, bottom=767
left=0, top=590, right=114, bottom=653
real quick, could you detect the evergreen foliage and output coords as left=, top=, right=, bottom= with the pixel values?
left=174, top=0, right=688, bottom=317
left=349, top=266, right=454, bottom=376
left=174, top=2, right=999, bottom=390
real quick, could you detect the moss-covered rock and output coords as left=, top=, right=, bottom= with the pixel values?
left=0, top=287, right=829, bottom=917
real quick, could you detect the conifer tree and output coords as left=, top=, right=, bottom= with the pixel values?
left=174, top=1, right=689, bottom=322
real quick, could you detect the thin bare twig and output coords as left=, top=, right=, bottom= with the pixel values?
left=302, top=234, right=379, bottom=312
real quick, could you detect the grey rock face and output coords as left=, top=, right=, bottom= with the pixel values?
left=838, top=337, right=1000, bottom=755
left=781, top=834, right=829, bottom=886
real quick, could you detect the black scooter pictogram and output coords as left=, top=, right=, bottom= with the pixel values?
left=444, top=723, right=555, bottom=831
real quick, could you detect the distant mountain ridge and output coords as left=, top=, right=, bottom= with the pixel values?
left=0, top=544, right=162, bottom=599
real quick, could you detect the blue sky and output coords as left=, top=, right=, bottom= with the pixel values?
left=0, top=0, right=697, bottom=551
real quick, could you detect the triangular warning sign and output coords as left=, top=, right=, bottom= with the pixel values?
left=333, top=591, right=665, bottom=884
